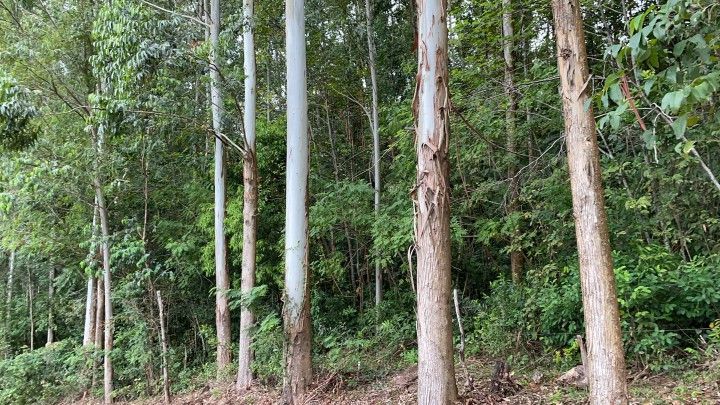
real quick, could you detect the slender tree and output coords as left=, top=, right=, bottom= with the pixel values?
left=283, top=0, right=312, bottom=402
left=364, top=0, right=382, bottom=306
left=4, top=249, right=14, bottom=358
left=237, top=0, right=258, bottom=390
left=46, top=266, right=54, bottom=345
left=208, top=0, right=232, bottom=374
left=550, top=0, right=628, bottom=403
left=413, top=0, right=457, bottom=403
left=502, top=0, right=523, bottom=283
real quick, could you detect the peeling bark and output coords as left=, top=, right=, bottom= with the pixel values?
left=413, top=0, right=457, bottom=403
left=237, top=0, right=257, bottom=389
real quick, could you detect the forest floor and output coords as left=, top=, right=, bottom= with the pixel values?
left=105, top=356, right=720, bottom=404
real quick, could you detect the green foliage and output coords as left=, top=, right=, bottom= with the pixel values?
left=0, top=340, right=85, bottom=404
left=470, top=245, right=720, bottom=369
left=0, top=73, right=37, bottom=150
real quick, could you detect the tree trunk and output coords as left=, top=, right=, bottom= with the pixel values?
left=413, top=0, right=457, bottom=403
left=364, top=0, right=382, bottom=307
left=83, top=277, right=97, bottom=346
left=155, top=290, right=171, bottom=405
left=237, top=0, right=257, bottom=390
left=46, top=266, right=54, bottom=345
left=4, top=250, right=14, bottom=358
left=84, top=205, right=99, bottom=346
left=92, top=276, right=104, bottom=391
left=502, top=0, right=523, bottom=283
left=208, top=0, right=231, bottom=375
left=27, top=270, right=34, bottom=352
left=94, top=175, right=114, bottom=404
left=550, top=1, right=628, bottom=403
left=283, top=0, right=312, bottom=402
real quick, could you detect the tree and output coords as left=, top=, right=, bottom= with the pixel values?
left=237, top=0, right=258, bottom=390
left=283, top=0, right=312, bottom=402
left=550, top=0, right=628, bottom=403
left=502, top=0, right=522, bottom=283
left=364, top=0, right=382, bottom=307
left=413, top=0, right=457, bottom=403
left=208, top=0, right=232, bottom=375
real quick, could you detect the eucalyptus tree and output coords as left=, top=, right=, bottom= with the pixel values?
left=283, top=0, right=312, bottom=401
left=364, top=0, right=382, bottom=306
left=237, top=0, right=258, bottom=390
left=551, top=0, right=628, bottom=403
left=502, top=0, right=522, bottom=283
left=208, top=0, right=232, bottom=374
left=413, top=0, right=457, bottom=403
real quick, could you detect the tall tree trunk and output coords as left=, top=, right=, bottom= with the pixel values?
left=550, top=1, right=628, bottom=403
left=364, top=0, right=382, bottom=307
left=83, top=278, right=97, bottom=346
left=413, top=0, right=457, bottom=403
left=237, top=0, right=257, bottom=390
left=208, top=0, right=231, bottom=375
left=92, top=276, right=104, bottom=391
left=84, top=205, right=99, bottom=346
left=94, top=174, right=114, bottom=404
left=46, top=266, right=54, bottom=345
left=502, top=0, right=523, bottom=283
left=27, top=270, right=34, bottom=352
left=155, top=290, right=171, bottom=405
left=4, top=250, right=14, bottom=358
left=283, top=0, right=312, bottom=402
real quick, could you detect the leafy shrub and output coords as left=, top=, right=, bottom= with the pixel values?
left=0, top=339, right=85, bottom=404
left=470, top=245, right=720, bottom=368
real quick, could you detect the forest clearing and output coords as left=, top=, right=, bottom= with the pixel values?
left=1, top=0, right=720, bottom=404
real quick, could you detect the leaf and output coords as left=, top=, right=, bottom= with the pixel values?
left=661, top=90, right=685, bottom=114
left=671, top=114, right=688, bottom=139
left=641, top=130, right=656, bottom=150
left=673, top=40, right=687, bottom=57
left=681, top=140, right=695, bottom=155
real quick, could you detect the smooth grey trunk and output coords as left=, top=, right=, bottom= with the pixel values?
left=413, top=0, right=457, bottom=403
left=364, top=0, right=382, bottom=307
left=237, top=0, right=257, bottom=390
left=46, top=267, right=54, bottom=345
left=208, top=0, right=231, bottom=374
left=92, top=276, right=104, bottom=391
left=283, top=0, right=312, bottom=402
left=550, top=1, right=628, bottom=403
left=27, top=270, right=34, bottom=351
left=155, top=290, right=171, bottom=405
left=94, top=176, right=113, bottom=404
left=4, top=250, right=14, bottom=357
left=84, top=205, right=99, bottom=346
left=502, top=0, right=523, bottom=283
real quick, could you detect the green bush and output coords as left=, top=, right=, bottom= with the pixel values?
left=0, top=339, right=85, bottom=404
left=470, top=245, right=720, bottom=368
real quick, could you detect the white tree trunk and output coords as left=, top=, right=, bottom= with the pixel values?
left=413, top=0, right=457, bottom=403
left=208, top=0, right=231, bottom=374
left=27, top=271, right=34, bottom=352
left=502, top=0, right=523, bottom=283
left=83, top=205, right=99, bottom=346
left=46, top=266, right=54, bottom=345
left=155, top=290, right=171, bottom=405
left=237, top=0, right=257, bottom=391
left=364, top=0, right=382, bottom=307
left=4, top=250, right=14, bottom=357
left=283, top=0, right=312, bottom=402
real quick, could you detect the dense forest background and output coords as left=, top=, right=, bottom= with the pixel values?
left=0, top=0, right=719, bottom=403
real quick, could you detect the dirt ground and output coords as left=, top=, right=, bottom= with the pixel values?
left=98, top=357, right=720, bottom=404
